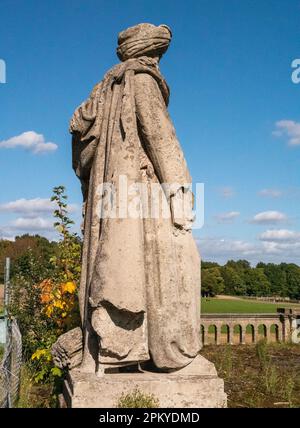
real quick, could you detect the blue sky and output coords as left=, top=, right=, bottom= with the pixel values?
left=0, top=0, right=300, bottom=264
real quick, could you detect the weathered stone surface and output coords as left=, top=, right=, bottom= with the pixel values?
left=64, top=22, right=226, bottom=408
left=69, top=22, right=201, bottom=373
left=63, top=356, right=227, bottom=408
left=52, top=327, right=83, bottom=370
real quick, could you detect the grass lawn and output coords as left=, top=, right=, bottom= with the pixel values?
left=201, top=297, right=300, bottom=314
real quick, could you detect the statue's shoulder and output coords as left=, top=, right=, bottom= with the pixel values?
left=134, top=71, right=169, bottom=107
left=134, top=72, right=160, bottom=94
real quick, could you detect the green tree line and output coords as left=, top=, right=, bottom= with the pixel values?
left=0, top=234, right=58, bottom=284
left=202, top=260, right=300, bottom=299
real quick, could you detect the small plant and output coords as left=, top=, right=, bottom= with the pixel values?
left=264, top=365, right=279, bottom=395
left=282, top=375, right=295, bottom=407
left=17, top=365, right=57, bottom=408
left=222, top=345, right=233, bottom=378
left=255, top=339, right=269, bottom=369
left=244, top=392, right=262, bottom=408
left=117, top=388, right=159, bottom=408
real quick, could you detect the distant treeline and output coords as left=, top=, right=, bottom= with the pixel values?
left=0, top=234, right=59, bottom=283
left=1, top=235, right=299, bottom=300
left=202, top=260, right=300, bottom=300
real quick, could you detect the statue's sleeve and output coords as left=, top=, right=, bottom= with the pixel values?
left=134, top=72, right=192, bottom=193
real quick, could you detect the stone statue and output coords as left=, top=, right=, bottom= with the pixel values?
left=68, top=23, right=201, bottom=374
left=52, top=23, right=227, bottom=408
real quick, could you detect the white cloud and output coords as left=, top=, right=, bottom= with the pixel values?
left=0, top=225, right=57, bottom=242
left=197, top=237, right=258, bottom=258
left=218, top=187, right=235, bottom=198
left=197, top=237, right=260, bottom=265
left=273, top=120, right=300, bottom=146
left=0, top=131, right=58, bottom=154
left=197, top=234, right=300, bottom=265
left=259, top=229, right=300, bottom=243
left=258, top=188, right=283, bottom=198
left=258, top=229, right=300, bottom=261
left=0, top=228, right=14, bottom=241
left=0, top=198, right=54, bottom=215
left=215, top=211, right=240, bottom=223
left=9, top=217, right=54, bottom=231
left=0, top=198, right=79, bottom=217
left=251, top=210, right=287, bottom=224
left=0, top=217, right=55, bottom=240
left=0, top=198, right=80, bottom=241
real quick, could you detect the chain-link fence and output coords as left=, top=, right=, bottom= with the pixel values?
left=0, top=319, right=22, bottom=408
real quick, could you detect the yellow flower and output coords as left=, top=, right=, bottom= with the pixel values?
left=53, top=300, right=65, bottom=309
left=31, top=349, right=47, bottom=360
left=45, top=306, right=54, bottom=317
left=61, top=281, right=76, bottom=294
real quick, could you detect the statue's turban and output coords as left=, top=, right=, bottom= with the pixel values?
left=117, top=23, right=172, bottom=61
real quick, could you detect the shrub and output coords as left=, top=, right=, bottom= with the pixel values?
left=264, top=365, right=280, bottom=395
left=10, top=186, right=81, bottom=386
left=117, top=388, right=159, bottom=408
left=255, top=339, right=270, bottom=369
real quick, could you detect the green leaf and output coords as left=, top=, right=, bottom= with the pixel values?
left=51, top=367, right=63, bottom=377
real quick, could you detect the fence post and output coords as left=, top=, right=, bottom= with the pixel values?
left=4, top=257, right=10, bottom=310
left=4, top=258, right=11, bottom=346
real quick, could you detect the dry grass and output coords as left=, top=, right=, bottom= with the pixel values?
left=201, top=342, right=300, bottom=408
left=15, top=342, right=300, bottom=408
left=17, top=365, right=56, bottom=408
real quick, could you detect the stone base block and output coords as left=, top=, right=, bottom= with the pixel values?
left=63, top=356, right=227, bottom=408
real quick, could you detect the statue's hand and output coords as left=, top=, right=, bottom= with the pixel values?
left=170, top=187, right=195, bottom=231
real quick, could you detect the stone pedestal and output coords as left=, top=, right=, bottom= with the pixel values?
left=62, top=356, right=227, bottom=408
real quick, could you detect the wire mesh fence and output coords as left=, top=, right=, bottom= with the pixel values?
left=0, top=319, right=22, bottom=408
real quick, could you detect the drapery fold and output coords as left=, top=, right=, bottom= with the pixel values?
left=70, top=56, right=201, bottom=370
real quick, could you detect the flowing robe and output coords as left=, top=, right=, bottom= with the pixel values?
left=71, top=57, right=201, bottom=371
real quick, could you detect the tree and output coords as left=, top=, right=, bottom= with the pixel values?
left=201, top=267, right=225, bottom=297
left=281, top=263, right=300, bottom=300
left=257, top=263, right=288, bottom=297
left=201, top=259, right=300, bottom=299
left=226, top=259, right=251, bottom=271
left=202, top=261, right=220, bottom=269
left=0, top=234, right=57, bottom=282
left=221, top=265, right=246, bottom=296
left=244, top=268, right=271, bottom=297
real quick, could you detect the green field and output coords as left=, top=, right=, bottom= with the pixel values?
left=201, top=297, right=300, bottom=314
